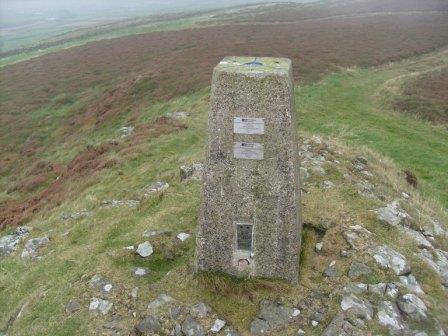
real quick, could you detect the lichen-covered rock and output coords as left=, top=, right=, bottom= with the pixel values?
left=340, top=294, right=373, bottom=320
left=191, top=302, right=212, bottom=318
left=323, top=312, right=364, bottom=336
left=397, top=294, right=427, bottom=322
left=21, top=236, right=49, bottom=259
left=210, top=319, right=226, bottom=333
left=148, top=294, right=175, bottom=310
left=377, top=301, right=405, bottom=332
left=102, top=199, right=140, bottom=208
left=61, top=209, right=92, bottom=220
left=182, top=316, right=204, bottom=336
left=0, top=226, right=30, bottom=258
left=342, top=225, right=373, bottom=251
left=348, top=262, right=372, bottom=279
left=369, top=245, right=411, bottom=276
left=136, top=241, right=153, bottom=257
left=399, top=274, right=425, bottom=296
left=135, top=315, right=161, bottom=334
left=180, top=163, right=204, bottom=182
left=417, top=249, right=448, bottom=288
left=376, top=200, right=409, bottom=227
left=402, top=227, right=432, bottom=249
left=143, top=181, right=169, bottom=197
left=89, top=298, right=113, bottom=315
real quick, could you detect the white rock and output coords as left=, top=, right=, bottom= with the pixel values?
left=399, top=274, right=425, bottom=296
left=377, top=301, right=405, bottom=332
left=402, top=227, right=432, bottom=249
left=134, top=267, right=149, bottom=277
left=376, top=200, right=409, bottom=227
left=89, top=298, right=113, bottom=315
left=315, top=242, right=323, bottom=252
left=131, top=287, right=139, bottom=298
left=177, top=232, right=191, bottom=242
left=311, top=320, right=319, bottom=327
left=340, top=294, right=373, bottom=320
left=397, top=294, right=427, bottom=321
left=369, top=245, right=411, bottom=276
left=148, top=294, right=174, bottom=309
left=136, top=241, right=153, bottom=257
left=297, top=329, right=305, bottom=335
left=167, top=111, right=189, bottom=119
left=143, top=181, right=169, bottom=197
left=292, top=309, right=301, bottom=317
left=210, top=319, right=226, bottom=333
left=103, top=284, right=113, bottom=293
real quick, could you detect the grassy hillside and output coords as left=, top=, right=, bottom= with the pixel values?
left=1, top=49, right=448, bottom=335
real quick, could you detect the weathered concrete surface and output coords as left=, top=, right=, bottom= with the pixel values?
left=196, top=56, right=302, bottom=283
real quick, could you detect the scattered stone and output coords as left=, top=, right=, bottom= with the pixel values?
left=399, top=274, right=425, bottom=296
left=143, top=181, right=169, bottom=197
left=299, top=167, right=310, bottom=181
left=131, top=287, right=139, bottom=299
left=103, top=284, right=113, bottom=293
left=180, top=163, right=204, bottom=182
left=177, top=232, right=191, bottom=242
left=61, top=209, right=92, bottom=220
left=191, top=302, right=212, bottom=318
left=135, top=315, right=161, bottom=334
left=89, top=298, right=113, bottom=315
left=417, top=249, right=448, bottom=287
left=344, top=283, right=368, bottom=295
left=182, top=316, right=204, bottom=336
left=321, top=180, right=335, bottom=189
left=357, top=180, right=376, bottom=199
left=385, top=283, right=400, bottom=299
left=377, top=301, right=405, bottom=332
left=340, top=250, right=350, bottom=257
left=315, top=242, right=323, bottom=252
left=142, top=230, right=170, bottom=238
left=348, top=262, right=372, bottom=279
left=311, top=320, right=319, bottom=327
left=297, top=329, right=305, bottom=335
left=136, top=241, right=153, bottom=258
left=342, top=225, right=373, bottom=251
left=368, top=283, right=387, bottom=296
left=324, top=264, right=338, bottom=278
left=133, top=267, right=150, bottom=277
left=21, top=236, right=49, bottom=259
left=376, top=200, right=409, bottom=227
left=0, top=226, right=30, bottom=258
left=340, top=294, right=373, bottom=320
left=397, top=294, right=427, bottom=322
left=102, top=199, right=140, bottom=209
left=249, top=300, right=297, bottom=334
left=323, top=312, right=364, bottom=336
left=148, top=294, right=175, bottom=310
left=369, top=245, right=411, bottom=276
left=210, top=319, right=226, bottom=333
left=167, top=111, right=189, bottom=120
left=89, top=274, right=111, bottom=291
left=65, top=299, right=80, bottom=314
left=310, top=165, right=326, bottom=176
left=125, top=245, right=134, bottom=251
left=119, top=126, right=134, bottom=138
left=402, top=227, right=432, bottom=249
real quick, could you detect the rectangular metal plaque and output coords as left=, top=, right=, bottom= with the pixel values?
left=233, top=117, right=265, bottom=135
left=233, top=142, right=264, bottom=160
left=236, top=223, right=253, bottom=251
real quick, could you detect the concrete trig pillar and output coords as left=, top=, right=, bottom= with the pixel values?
left=196, top=56, right=302, bottom=283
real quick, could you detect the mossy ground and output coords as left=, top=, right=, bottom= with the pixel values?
left=1, top=51, right=448, bottom=335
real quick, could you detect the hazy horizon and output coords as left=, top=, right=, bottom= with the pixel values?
left=0, top=0, right=320, bottom=28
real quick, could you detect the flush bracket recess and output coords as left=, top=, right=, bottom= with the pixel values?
left=236, top=223, right=253, bottom=251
